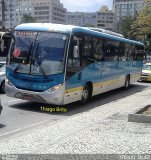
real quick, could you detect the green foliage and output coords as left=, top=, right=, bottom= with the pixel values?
left=129, top=0, right=151, bottom=51
left=21, top=14, right=36, bottom=23
left=119, top=16, right=136, bottom=38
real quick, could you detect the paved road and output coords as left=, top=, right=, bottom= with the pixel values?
left=0, top=82, right=151, bottom=155
left=0, top=82, right=150, bottom=140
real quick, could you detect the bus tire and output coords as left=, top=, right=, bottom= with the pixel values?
left=124, top=75, right=130, bottom=89
left=81, top=83, right=91, bottom=104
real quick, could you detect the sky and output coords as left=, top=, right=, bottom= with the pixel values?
left=60, top=0, right=113, bottom=12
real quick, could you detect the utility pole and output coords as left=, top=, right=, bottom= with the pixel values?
left=1, top=0, right=5, bottom=31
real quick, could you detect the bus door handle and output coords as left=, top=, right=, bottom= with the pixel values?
left=78, top=72, right=81, bottom=80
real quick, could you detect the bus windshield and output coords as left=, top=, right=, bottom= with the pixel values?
left=8, top=31, right=68, bottom=76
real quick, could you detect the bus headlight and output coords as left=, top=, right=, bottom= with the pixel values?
left=47, top=84, right=63, bottom=93
left=5, top=78, right=13, bottom=86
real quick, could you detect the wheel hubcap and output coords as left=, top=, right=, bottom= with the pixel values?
left=82, top=88, right=89, bottom=100
left=125, top=78, right=129, bottom=88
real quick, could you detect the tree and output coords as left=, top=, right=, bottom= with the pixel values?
left=21, top=14, right=36, bottom=23
left=98, top=5, right=109, bottom=12
left=119, top=16, right=136, bottom=38
left=129, top=0, right=151, bottom=48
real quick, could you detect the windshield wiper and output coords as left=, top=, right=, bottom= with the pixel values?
left=26, top=42, right=34, bottom=64
left=13, top=63, right=20, bottom=74
left=13, top=62, right=49, bottom=79
left=31, top=43, right=49, bottom=79
left=39, top=64, right=48, bottom=79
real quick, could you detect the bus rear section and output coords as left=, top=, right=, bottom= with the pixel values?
left=63, top=32, right=144, bottom=104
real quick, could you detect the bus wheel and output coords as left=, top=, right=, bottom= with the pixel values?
left=124, top=75, right=130, bottom=89
left=81, top=84, right=91, bottom=104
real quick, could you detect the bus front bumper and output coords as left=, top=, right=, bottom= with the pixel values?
left=5, top=83, right=64, bottom=105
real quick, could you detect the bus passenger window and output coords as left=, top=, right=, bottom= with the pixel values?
left=67, top=36, right=82, bottom=69
left=135, top=45, right=144, bottom=61
left=118, top=43, right=126, bottom=61
left=130, top=45, right=136, bottom=61
left=66, top=36, right=83, bottom=79
left=92, top=38, right=104, bottom=61
left=83, top=36, right=91, bottom=59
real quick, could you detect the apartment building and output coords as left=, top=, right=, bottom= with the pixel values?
left=32, top=0, right=67, bottom=24
left=2, top=0, right=66, bottom=30
left=3, top=0, right=33, bottom=29
left=113, top=0, right=144, bottom=31
left=66, top=12, right=83, bottom=26
left=97, top=11, right=114, bottom=31
left=66, top=10, right=114, bottom=31
left=0, top=2, right=2, bottom=29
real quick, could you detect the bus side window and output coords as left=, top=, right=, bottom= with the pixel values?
left=67, top=36, right=81, bottom=68
left=118, top=43, right=126, bottom=61
left=83, top=35, right=100, bottom=64
left=130, top=45, right=136, bottom=61
left=83, top=36, right=91, bottom=59
left=92, top=38, right=104, bottom=62
left=135, top=45, right=144, bottom=61
left=66, top=36, right=83, bottom=79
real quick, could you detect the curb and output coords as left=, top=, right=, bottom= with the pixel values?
left=128, top=105, right=151, bottom=123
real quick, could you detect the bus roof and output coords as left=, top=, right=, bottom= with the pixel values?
left=15, top=23, right=144, bottom=47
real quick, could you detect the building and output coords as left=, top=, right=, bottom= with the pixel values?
left=113, top=0, right=144, bottom=31
left=0, top=2, right=2, bottom=30
left=2, top=0, right=67, bottom=30
left=32, top=0, right=67, bottom=24
left=96, top=11, right=114, bottom=31
left=66, top=12, right=83, bottom=26
left=4, top=0, right=33, bottom=30
left=66, top=10, right=114, bottom=31
left=66, top=12, right=97, bottom=27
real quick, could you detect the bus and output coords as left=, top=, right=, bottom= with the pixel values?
left=5, top=23, right=144, bottom=105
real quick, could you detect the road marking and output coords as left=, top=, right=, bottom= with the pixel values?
left=0, top=119, right=55, bottom=139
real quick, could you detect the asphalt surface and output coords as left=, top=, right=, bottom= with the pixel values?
left=0, top=82, right=151, bottom=156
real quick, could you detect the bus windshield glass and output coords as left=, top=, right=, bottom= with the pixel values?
left=8, top=31, right=68, bottom=75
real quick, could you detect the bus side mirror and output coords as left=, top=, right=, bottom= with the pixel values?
left=0, top=40, right=4, bottom=52
left=73, top=46, right=79, bottom=58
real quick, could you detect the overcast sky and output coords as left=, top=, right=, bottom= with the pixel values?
left=60, top=0, right=113, bottom=12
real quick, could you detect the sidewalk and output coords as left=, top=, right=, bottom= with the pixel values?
left=0, top=85, right=151, bottom=156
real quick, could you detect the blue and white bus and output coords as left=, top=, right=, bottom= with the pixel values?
left=5, top=23, right=144, bottom=105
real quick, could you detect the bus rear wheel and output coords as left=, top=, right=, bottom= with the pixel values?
left=81, top=84, right=91, bottom=104
left=124, top=75, right=130, bottom=89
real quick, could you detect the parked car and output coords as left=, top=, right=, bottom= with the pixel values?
left=0, top=62, right=6, bottom=92
left=139, top=63, right=151, bottom=82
